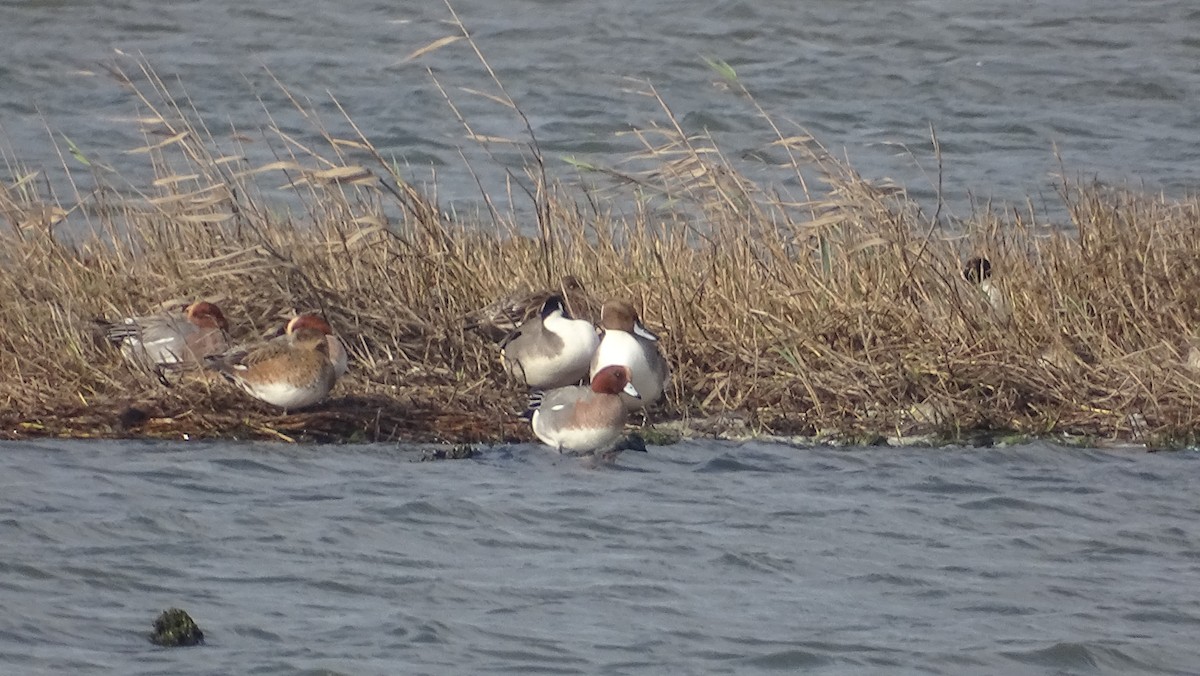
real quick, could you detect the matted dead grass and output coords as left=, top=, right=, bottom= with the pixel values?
left=3, top=57, right=1200, bottom=447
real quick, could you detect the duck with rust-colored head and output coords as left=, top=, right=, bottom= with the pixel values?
left=100, top=300, right=230, bottom=374
left=207, top=322, right=338, bottom=411
left=528, top=364, right=642, bottom=456
left=589, top=300, right=669, bottom=411
left=285, top=313, right=349, bottom=377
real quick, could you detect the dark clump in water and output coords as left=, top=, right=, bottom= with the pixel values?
left=149, top=608, right=205, bottom=647
left=419, top=444, right=478, bottom=462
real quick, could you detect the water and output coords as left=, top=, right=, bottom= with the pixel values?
left=3, top=0, right=1200, bottom=218
left=2, top=440, right=1199, bottom=674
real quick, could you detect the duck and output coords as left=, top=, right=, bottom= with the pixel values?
left=100, top=300, right=230, bottom=373
left=465, top=276, right=597, bottom=341
left=589, top=300, right=669, bottom=410
left=285, top=313, right=349, bottom=378
left=962, top=256, right=1008, bottom=319
left=528, top=364, right=642, bottom=456
left=500, top=294, right=599, bottom=389
left=206, top=322, right=337, bottom=410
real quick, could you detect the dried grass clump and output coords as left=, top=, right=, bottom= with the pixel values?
left=2, top=57, right=1200, bottom=446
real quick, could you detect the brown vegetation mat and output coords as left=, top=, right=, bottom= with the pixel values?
left=3, top=56, right=1200, bottom=447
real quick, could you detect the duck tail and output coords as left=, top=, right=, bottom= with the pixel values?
left=201, top=352, right=239, bottom=375
left=520, top=390, right=545, bottom=420
left=95, top=318, right=137, bottom=345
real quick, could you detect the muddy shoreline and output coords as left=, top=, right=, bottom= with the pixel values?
left=0, top=386, right=1155, bottom=453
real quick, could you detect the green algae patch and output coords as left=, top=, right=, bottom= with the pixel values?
left=635, top=426, right=682, bottom=447
left=150, top=608, right=205, bottom=647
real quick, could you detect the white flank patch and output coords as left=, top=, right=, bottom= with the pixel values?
left=243, top=381, right=324, bottom=409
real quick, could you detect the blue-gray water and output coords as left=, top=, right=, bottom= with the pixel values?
left=2, top=440, right=1199, bottom=675
left=3, top=0, right=1200, bottom=216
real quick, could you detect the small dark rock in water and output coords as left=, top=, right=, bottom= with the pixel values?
left=418, top=444, right=477, bottom=462
left=150, top=608, right=204, bottom=647
left=615, top=434, right=649, bottom=453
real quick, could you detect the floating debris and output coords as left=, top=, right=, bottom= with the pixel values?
left=419, top=444, right=478, bottom=462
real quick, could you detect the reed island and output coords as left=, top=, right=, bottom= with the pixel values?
left=3, top=61, right=1198, bottom=450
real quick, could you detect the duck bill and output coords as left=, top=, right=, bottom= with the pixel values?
left=633, top=321, right=659, bottom=342
left=623, top=381, right=641, bottom=399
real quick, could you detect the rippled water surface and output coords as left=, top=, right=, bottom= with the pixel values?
left=2, top=440, right=1199, bottom=674
left=3, top=0, right=1200, bottom=213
